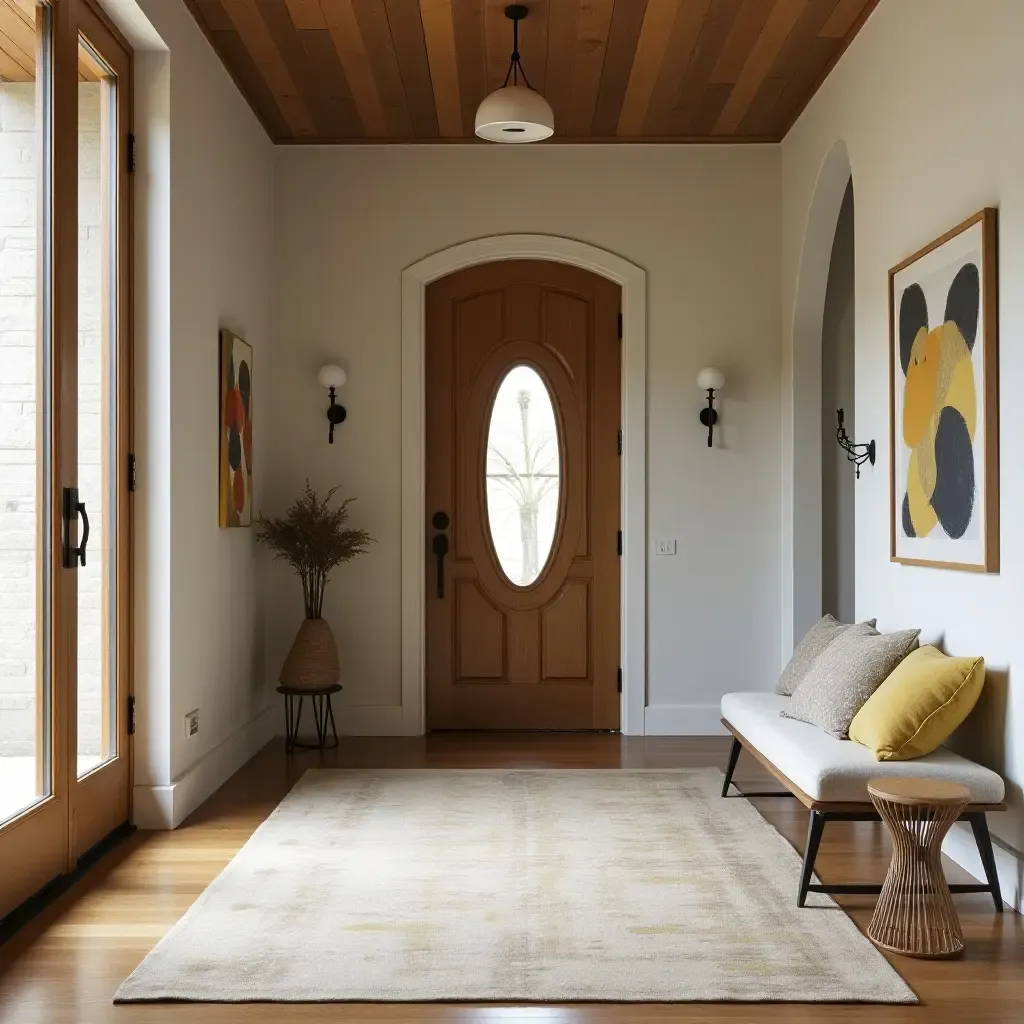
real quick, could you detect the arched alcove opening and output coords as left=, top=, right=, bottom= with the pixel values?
left=785, top=139, right=854, bottom=650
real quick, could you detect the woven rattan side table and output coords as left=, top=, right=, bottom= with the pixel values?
left=277, top=684, right=341, bottom=753
left=867, top=777, right=970, bottom=958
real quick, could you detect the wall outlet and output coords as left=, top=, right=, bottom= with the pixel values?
left=185, top=709, right=199, bottom=739
left=654, top=539, right=677, bottom=555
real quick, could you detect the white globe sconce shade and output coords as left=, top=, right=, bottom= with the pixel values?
left=475, top=86, right=554, bottom=143
left=317, top=364, right=347, bottom=389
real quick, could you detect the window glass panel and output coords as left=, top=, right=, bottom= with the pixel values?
left=0, top=0, right=51, bottom=823
left=76, top=35, right=116, bottom=776
left=485, top=366, right=560, bottom=587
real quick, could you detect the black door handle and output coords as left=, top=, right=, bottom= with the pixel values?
left=430, top=511, right=450, bottom=599
left=431, top=532, right=449, bottom=598
left=62, top=487, right=89, bottom=568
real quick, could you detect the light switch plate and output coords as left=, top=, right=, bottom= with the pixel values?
left=655, top=539, right=677, bottom=555
left=185, top=709, right=199, bottom=739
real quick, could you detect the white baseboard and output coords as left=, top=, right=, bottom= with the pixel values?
left=943, top=820, right=1023, bottom=914
left=644, top=704, right=728, bottom=736
left=133, top=705, right=276, bottom=830
left=280, top=703, right=413, bottom=738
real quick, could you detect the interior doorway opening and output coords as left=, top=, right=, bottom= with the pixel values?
left=821, top=181, right=856, bottom=621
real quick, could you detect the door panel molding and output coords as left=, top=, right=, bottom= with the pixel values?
left=401, top=235, right=647, bottom=735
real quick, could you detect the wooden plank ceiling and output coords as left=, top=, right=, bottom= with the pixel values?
left=185, top=0, right=879, bottom=143
left=0, top=0, right=102, bottom=82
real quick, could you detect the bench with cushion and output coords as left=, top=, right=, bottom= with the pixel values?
left=720, top=691, right=1006, bottom=910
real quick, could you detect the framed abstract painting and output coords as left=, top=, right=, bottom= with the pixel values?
left=219, top=330, right=253, bottom=527
left=889, top=208, right=998, bottom=572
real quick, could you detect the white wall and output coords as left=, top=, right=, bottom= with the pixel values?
left=782, top=0, right=1024, bottom=909
left=104, top=0, right=275, bottom=826
left=269, top=145, right=782, bottom=736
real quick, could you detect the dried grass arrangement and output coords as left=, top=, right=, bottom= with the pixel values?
left=256, top=482, right=373, bottom=619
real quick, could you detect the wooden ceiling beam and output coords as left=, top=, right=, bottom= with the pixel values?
left=712, top=0, right=807, bottom=135
left=283, top=0, right=326, bottom=28
left=565, top=0, right=615, bottom=137
left=643, top=0, right=713, bottom=136
left=384, top=0, right=439, bottom=137
left=221, top=0, right=317, bottom=137
left=616, top=0, right=679, bottom=137
left=420, top=0, right=463, bottom=137
left=320, top=0, right=390, bottom=137
left=590, top=0, right=648, bottom=138
left=351, top=0, right=414, bottom=137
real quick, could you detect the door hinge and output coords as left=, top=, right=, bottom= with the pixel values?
left=127, top=133, right=136, bottom=174
left=617, top=530, right=622, bottom=556
left=617, top=311, right=623, bottom=338
left=617, top=428, right=622, bottom=456
left=127, top=695, right=136, bottom=736
left=617, top=667, right=623, bottom=694
left=128, top=452, right=137, bottom=492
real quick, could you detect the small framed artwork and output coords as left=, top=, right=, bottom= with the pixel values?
left=219, top=329, right=253, bottom=527
left=889, top=208, right=998, bottom=572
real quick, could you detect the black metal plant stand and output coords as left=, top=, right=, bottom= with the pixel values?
left=277, top=684, right=341, bottom=753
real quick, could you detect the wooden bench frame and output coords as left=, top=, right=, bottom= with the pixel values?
left=721, top=719, right=1006, bottom=912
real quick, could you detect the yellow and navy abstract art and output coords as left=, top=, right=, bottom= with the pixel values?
left=890, top=210, right=997, bottom=572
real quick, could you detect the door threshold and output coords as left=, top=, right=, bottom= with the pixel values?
left=0, top=822, right=134, bottom=945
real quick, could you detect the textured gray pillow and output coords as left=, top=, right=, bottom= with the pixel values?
left=776, top=615, right=877, bottom=696
left=781, top=623, right=921, bottom=738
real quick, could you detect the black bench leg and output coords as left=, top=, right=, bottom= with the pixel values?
left=968, top=812, right=1004, bottom=912
left=721, top=737, right=742, bottom=797
left=798, top=811, right=826, bottom=908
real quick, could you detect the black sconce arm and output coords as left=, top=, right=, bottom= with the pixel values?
left=327, top=387, right=347, bottom=444
left=698, top=389, right=718, bottom=448
left=835, top=408, right=875, bottom=479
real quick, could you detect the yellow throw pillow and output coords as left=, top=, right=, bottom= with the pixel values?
left=849, top=645, right=985, bottom=761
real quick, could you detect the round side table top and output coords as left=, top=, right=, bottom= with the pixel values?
left=868, top=777, right=970, bottom=806
left=276, top=683, right=343, bottom=696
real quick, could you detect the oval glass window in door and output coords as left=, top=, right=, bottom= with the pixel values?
left=485, top=366, right=561, bottom=586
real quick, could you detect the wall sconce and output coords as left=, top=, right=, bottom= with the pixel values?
left=317, top=364, right=347, bottom=444
left=835, top=408, right=875, bottom=478
left=697, top=367, right=725, bottom=447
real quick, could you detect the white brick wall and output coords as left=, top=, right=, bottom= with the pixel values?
left=0, top=83, right=104, bottom=760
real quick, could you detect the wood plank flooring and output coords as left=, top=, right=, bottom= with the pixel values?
left=1, top=733, right=1022, bottom=1022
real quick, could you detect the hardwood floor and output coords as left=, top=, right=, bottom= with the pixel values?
left=0, top=733, right=1022, bottom=1022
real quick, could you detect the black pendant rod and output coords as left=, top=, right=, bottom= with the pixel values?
left=502, top=5, right=534, bottom=89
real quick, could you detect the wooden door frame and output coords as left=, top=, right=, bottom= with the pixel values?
left=401, top=236, right=647, bottom=736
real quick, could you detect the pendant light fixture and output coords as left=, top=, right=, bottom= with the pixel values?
left=475, top=5, right=554, bottom=143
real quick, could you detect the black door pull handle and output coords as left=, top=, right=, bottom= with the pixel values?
left=431, top=532, right=449, bottom=598
left=62, top=487, right=89, bottom=568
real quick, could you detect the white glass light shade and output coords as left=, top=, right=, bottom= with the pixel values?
left=318, top=364, right=347, bottom=389
left=697, top=367, right=725, bottom=392
left=475, top=86, right=554, bottom=143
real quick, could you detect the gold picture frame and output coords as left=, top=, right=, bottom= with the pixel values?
left=889, top=208, right=998, bottom=572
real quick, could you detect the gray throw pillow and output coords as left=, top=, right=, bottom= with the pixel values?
left=775, top=615, right=877, bottom=696
left=781, top=623, right=921, bottom=738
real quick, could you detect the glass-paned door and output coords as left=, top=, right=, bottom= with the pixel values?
left=0, top=0, right=131, bottom=921
left=69, top=0, right=130, bottom=860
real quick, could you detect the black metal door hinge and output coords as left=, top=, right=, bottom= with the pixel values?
left=127, top=133, right=136, bottom=174
left=617, top=311, right=622, bottom=338
left=617, top=428, right=622, bottom=456
left=127, top=695, right=136, bottom=736
left=617, top=530, right=622, bottom=556
left=617, top=667, right=623, bottom=694
left=128, top=453, right=137, bottom=492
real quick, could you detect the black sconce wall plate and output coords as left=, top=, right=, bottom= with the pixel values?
left=699, top=390, right=719, bottom=447
left=327, top=386, right=347, bottom=444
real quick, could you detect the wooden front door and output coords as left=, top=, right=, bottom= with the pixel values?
left=425, top=261, right=621, bottom=730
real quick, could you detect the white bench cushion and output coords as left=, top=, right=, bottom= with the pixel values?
left=721, top=691, right=1005, bottom=805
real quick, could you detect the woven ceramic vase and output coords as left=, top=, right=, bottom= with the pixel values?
left=279, top=618, right=340, bottom=692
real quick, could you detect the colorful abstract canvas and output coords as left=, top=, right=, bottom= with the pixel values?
left=219, top=330, right=253, bottom=528
left=889, top=209, right=998, bottom=572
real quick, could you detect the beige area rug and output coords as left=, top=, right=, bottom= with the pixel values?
left=116, top=769, right=915, bottom=1004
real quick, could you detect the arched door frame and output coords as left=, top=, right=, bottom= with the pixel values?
left=400, top=235, right=647, bottom=735
left=783, top=140, right=854, bottom=653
